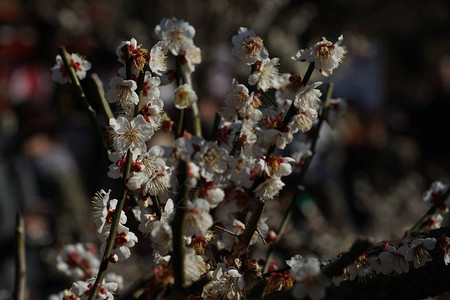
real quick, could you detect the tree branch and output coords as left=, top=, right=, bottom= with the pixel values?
left=13, top=212, right=26, bottom=300
left=262, top=227, right=450, bottom=300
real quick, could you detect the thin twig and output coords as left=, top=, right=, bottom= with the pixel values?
left=214, top=224, right=240, bottom=237
left=13, top=212, right=26, bottom=300
left=58, top=46, right=110, bottom=156
left=256, top=228, right=267, bottom=245
left=89, top=73, right=114, bottom=120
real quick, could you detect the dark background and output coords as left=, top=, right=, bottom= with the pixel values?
left=0, top=0, right=449, bottom=298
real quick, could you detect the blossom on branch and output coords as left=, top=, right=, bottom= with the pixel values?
left=56, top=243, right=99, bottom=281
left=105, top=77, right=139, bottom=114
left=248, top=57, right=280, bottom=92
left=51, top=53, right=91, bottom=84
left=232, top=27, right=268, bottom=65
left=91, top=189, right=127, bottom=234
left=173, top=83, right=198, bottom=109
left=126, top=146, right=172, bottom=196
left=115, top=38, right=149, bottom=74
left=155, top=18, right=196, bottom=55
left=287, top=255, right=330, bottom=300
left=292, top=35, right=346, bottom=77
left=109, top=115, right=154, bottom=155
left=70, top=277, right=118, bottom=300
left=405, top=238, right=436, bottom=269
left=100, top=224, right=138, bottom=262
left=149, top=41, right=168, bottom=75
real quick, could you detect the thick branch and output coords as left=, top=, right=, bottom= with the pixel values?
left=263, top=227, right=450, bottom=300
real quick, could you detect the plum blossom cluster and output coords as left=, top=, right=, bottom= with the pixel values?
left=50, top=17, right=351, bottom=300
left=52, top=243, right=123, bottom=299
left=423, top=181, right=449, bottom=230
left=279, top=236, right=442, bottom=300
left=336, top=238, right=437, bottom=282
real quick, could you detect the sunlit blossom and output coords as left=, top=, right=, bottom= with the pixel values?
left=232, top=27, right=268, bottom=65
left=110, top=115, right=154, bottom=155
left=292, top=35, right=346, bottom=77
left=51, top=53, right=91, bottom=84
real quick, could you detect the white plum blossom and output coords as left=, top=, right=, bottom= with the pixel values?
left=151, top=221, right=173, bottom=255
left=106, top=152, right=143, bottom=179
left=202, top=265, right=244, bottom=300
left=294, top=82, right=323, bottom=111
left=173, top=83, right=198, bottom=109
left=51, top=53, right=91, bottom=84
left=405, top=238, right=436, bottom=269
left=227, top=153, right=258, bottom=188
left=71, top=277, right=118, bottom=300
left=140, top=73, right=164, bottom=130
left=248, top=57, right=280, bottom=92
left=161, top=198, right=175, bottom=224
left=107, top=152, right=125, bottom=179
left=105, top=273, right=124, bottom=293
left=348, top=254, right=372, bottom=281
left=56, top=243, right=99, bottom=281
left=91, top=189, right=127, bottom=234
left=138, top=211, right=158, bottom=237
left=149, top=41, right=168, bottom=75
left=127, top=146, right=172, bottom=196
left=290, top=107, right=318, bottom=133
left=115, top=38, right=148, bottom=74
left=185, top=198, right=213, bottom=237
left=263, top=155, right=295, bottom=178
left=287, top=255, right=330, bottom=300
left=182, top=46, right=202, bottom=74
left=141, top=71, right=161, bottom=100
left=184, top=247, right=208, bottom=287
left=275, top=73, right=303, bottom=109
left=110, top=115, right=154, bottom=155
left=423, top=181, right=449, bottom=212
left=232, top=27, right=268, bottom=65
left=195, top=142, right=229, bottom=182
left=105, top=76, right=139, bottom=114
left=155, top=18, right=196, bottom=55
left=100, top=224, right=138, bottom=262
left=378, top=245, right=410, bottom=275
left=204, top=187, right=225, bottom=209
left=292, top=35, right=346, bottom=76
left=222, top=79, right=262, bottom=122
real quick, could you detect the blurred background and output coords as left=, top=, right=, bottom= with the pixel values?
left=0, top=0, right=450, bottom=298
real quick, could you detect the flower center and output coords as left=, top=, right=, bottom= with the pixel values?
left=117, top=85, right=133, bottom=104
left=175, top=89, right=192, bottom=107
left=124, top=128, right=140, bottom=143
left=316, top=40, right=334, bottom=61
left=169, top=29, right=183, bottom=44
left=113, top=232, right=128, bottom=249
left=241, top=36, right=263, bottom=58
left=203, top=147, right=220, bottom=165
left=250, top=93, right=262, bottom=109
